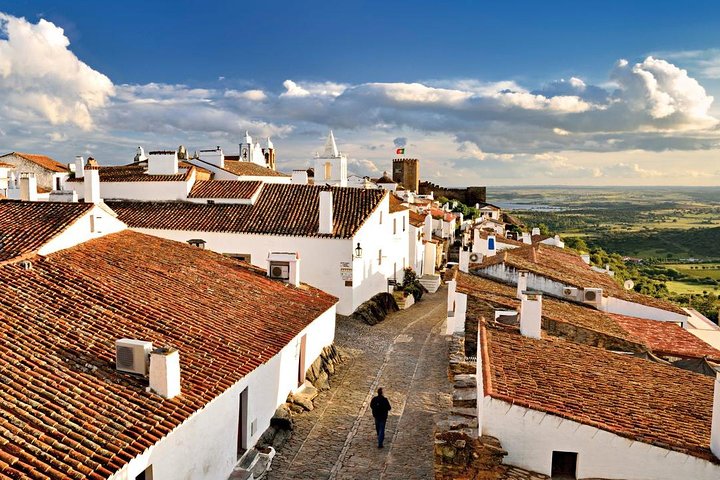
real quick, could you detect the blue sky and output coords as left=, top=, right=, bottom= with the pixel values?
left=2, top=1, right=720, bottom=185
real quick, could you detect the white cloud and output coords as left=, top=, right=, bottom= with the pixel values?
left=0, top=13, right=113, bottom=130
left=224, top=89, right=267, bottom=101
left=280, top=79, right=347, bottom=98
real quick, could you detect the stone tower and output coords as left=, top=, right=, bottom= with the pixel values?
left=392, top=158, right=419, bottom=192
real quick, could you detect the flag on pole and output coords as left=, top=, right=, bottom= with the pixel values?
left=396, top=148, right=405, bottom=155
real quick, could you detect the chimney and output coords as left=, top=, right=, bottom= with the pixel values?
left=201, top=147, right=224, bottom=169
left=712, top=371, right=720, bottom=459
left=520, top=291, right=542, bottom=339
left=517, top=270, right=528, bottom=299
left=531, top=227, right=541, bottom=236
left=423, top=212, right=433, bottom=240
left=459, top=249, right=470, bottom=273
left=319, top=191, right=333, bottom=234
left=267, top=252, right=301, bottom=287
left=580, top=253, right=591, bottom=265
left=521, top=232, right=531, bottom=244
left=75, top=156, right=85, bottom=179
left=147, top=150, right=179, bottom=175
left=84, top=158, right=101, bottom=204
left=19, top=173, right=38, bottom=201
left=149, top=347, right=181, bottom=399
left=292, top=169, right=309, bottom=185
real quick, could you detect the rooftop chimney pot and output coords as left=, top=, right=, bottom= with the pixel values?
left=149, top=347, right=181, bottom=399
left=520, top=291, right=542, bottom=339
left=19, top=173, right=38, bottom=202
left=319, top=191, right=333, bottom=234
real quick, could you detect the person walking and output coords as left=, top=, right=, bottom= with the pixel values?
left=370, top=387, right=391, bottom=448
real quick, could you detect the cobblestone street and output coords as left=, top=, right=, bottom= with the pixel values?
left=267, top=287, right=452, bottom=480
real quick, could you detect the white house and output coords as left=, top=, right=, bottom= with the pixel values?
left=109, top=184, right=409, bottom=315
left=472, top=243, right=690, bottom=324
left=0, top=199, right=338, bottom=480
left=0, top=151, right=70, bottom=192
left=313, top=130, right=348, bottom=187
left=477, top=321, right=720, bottom=480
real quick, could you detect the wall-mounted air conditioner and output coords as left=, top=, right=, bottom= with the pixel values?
left=269, top=262, right=290, bottom=280
left=582, top=288, right=603, bottom=307
left=562, top=287, right=579, bottom=299
left=469, top=253, right=480, bottom=262
left=116, top=339, right=153, bottom=375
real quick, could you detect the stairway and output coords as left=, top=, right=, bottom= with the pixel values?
left=419, top=274, right=441, bottom=293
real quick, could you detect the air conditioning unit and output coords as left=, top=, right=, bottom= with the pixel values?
left=469, top=253, right=480, bottom=262
left=269, top=262, right=290, bottom=280
left=582, top=288, right=603, bottom=307
left=562, top=287, right=579, bottom=298
left=116, top=339, right=153, bottom=375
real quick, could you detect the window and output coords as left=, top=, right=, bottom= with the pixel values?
left=402, top=216, right=406, bottom=232
left=54, top=177, right=61, bottom=191
left=135, top=466, right=153, bottom=480
left=324, top=162, right=332, bottom=180
left=90, top=215, right=102, bottom=234
left=378, top=249, right=382, bottom=266
left=379, top=211, right=383, bottom=224
left=393, top=218, right=397, bottom=235
left=551, top=451, right=577, bottom=479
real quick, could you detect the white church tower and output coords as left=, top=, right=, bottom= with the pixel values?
left=239, top=131, right=269, bottom=168
left=313, top=130, right=348, bottom=187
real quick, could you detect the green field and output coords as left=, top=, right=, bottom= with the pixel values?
left=666, top=281, right=719, bottom=295
left=666, top=264, right=720, bottom=280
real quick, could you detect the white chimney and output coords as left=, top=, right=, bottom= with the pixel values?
left=531, top=227, right=541, bottom=236
left=521, top=232, right=532, bottom=245
left=292, top=169, right=309, bottom=185
left=319, top=190, right=333, bottom=234
left=201, top=147, right=224, bottom=169
left=267, top=252, right=301, bottom=287
left=84, top=159, right=101, bottom=204
left=520, top=291, right=542, bottom=339
left=712, top=371, right=720, bottom=459
left=580, top=254, right=591, bottom=265
left=423, top=213, right=433, bottom=240
left=149, top=347, right=181, bottom=399
left=459, top=250, right=470, bottom=273
left=147, top=150, right=179, bottom=175
left=517, top=271, right=528, bottom=299
left=19, top=173, right=38, bottom=201
left=75, top=156, right=84, bottom=179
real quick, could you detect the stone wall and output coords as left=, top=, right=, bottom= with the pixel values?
left=419, top=181, right=487, bottom=206
left=1, top=154, right=63, bottom=191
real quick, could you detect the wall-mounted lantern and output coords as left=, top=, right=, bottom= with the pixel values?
left=354, top=242, right=363, bottom=259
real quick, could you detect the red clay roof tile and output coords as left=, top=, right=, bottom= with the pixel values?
left=187, top=180, right=262, bottom=199
left=0, top=230, right=336, bottom=479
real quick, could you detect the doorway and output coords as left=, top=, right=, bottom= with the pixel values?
left=551, top=451, right=577, bottom=479
left=237, top=387, right=249, bottom=458
left=297, top=335, right=307, bottom=388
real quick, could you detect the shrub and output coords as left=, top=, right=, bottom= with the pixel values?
left=401, top=267, right=424, bottom=301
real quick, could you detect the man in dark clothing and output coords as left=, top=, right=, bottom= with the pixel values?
left=370, top=387, right=391, bottom=448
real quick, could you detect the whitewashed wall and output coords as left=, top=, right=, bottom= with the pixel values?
left=69, top=180, right=192, bottom=201
left=111, top=306, right=336, bottom=480
left=408, top=224, right=424, bottom=273
left=482, top=396, right=720, bottom=480
left=38, top=205, right=126, bottom=256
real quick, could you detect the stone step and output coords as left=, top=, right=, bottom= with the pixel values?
left=452, top=387, right=477, bottom=408
left=237, top=449, right=259, bottom=471
left=450, top=407, right=478, bottom=418
left=419, top=274, right=441, bottom=294
left=453, top=374, right=477, bottom=389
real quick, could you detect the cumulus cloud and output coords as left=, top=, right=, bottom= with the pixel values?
left=224, top=89, right=267, bottom=101
left=280, top=79, right=347, bottom=98
left=0, top=13, right=114, bottom=130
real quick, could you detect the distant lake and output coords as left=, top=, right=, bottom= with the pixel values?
left=494, top=202, right=565, bottom=212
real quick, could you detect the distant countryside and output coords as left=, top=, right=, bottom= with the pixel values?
left=491, top=186, right=720, bottom=321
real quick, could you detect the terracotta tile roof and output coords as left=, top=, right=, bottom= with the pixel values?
left=612, top=314, right=720, bottom=359
left=1, top=152, right=69, bottom=172
left=456, top=271, right=637, bottom=342
left=475, top=229, right=526, bottom=247
left=109, top=184, right=387, bottom=238
left=480, top=324, right=717, bottom=463
left=409, top=210, right=426, bottom=227
left=475, top=244, right=686, bottom=315
left=388, top=194, right=409, bottom=213
left=0, top=200, right=93, bottom=263
left=0, top=230, right=337, bottom=479
left=0, top=162, right=13, bottom=168
left=188, top=180, right=263, bottom=199
left=222, top=160, right=289, bottom=177
left=531, top=233, right=552, bottom=243
left=429, top=208, right=455, bottom=222
left=66, top=161, right=193, bottom=183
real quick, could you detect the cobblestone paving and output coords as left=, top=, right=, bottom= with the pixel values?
left=267, top=287, right=452, bottom=480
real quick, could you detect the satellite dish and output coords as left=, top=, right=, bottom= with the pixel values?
left=624, top=280, right=635, bottom=290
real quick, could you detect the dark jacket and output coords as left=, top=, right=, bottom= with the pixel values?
left=370, top=394, right=391, bottom=420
